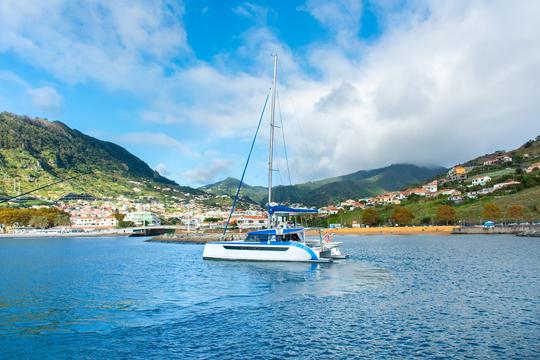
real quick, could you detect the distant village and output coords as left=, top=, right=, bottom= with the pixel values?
left=323, top=155, right=539, bottom=217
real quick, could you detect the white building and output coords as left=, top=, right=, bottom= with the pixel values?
left=422, top=180, right=438, bottom=193
left=493, top=180, right=521, bottom=191
left=235, top=215, right=267, bottom=230
left=72, top=216, right=118, bottom=228
left=441, top=189, right=461, bottom=196
left=181, top=218, right=200, bottom=229
left=471, top=175, right=492, bottom=187
left=483, top=155, right=512, bottom=166
left=124, top=211, right=161, bottom=226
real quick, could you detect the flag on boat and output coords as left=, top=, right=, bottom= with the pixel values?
left=323, top=232, right=333, bottom=243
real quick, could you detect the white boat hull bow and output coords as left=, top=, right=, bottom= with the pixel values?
left=203, top=241, right=331, bottom=262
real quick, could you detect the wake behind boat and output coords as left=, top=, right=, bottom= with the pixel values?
left=202, top=55, right=347, bottom=263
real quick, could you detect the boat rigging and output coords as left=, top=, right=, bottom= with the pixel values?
left=203, top=55, right=347, bottom=262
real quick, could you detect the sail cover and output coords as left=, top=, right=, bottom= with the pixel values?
left=268, top=205, right=318, bottom=215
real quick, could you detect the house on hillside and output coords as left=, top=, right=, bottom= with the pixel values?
left=441, top=189, right=461, bottom=196
left=403, top=188, right=426, bottom=197
left=448, top=195, right=463, bottom=203
left=466, top=191, right=478, bottom=199
left=446, top=166, right=468, bottom=182
left=319, top=206, right=339, bottom=215
left=340, top=199, right=365, bottom=209
left=483, top=154, right=512, bottom=166
left=422, top=180, right=438, bottom=193
left=493, top=180, right=521, bottom=191
left=478, top=187, right=494, bottom=195
left=471, top=175, right=492, bottom=187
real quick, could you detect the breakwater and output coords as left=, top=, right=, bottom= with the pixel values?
left=452, top=225, right=540, bottom=236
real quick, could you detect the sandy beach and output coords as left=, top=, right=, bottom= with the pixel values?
left=313, top=226, right=456, bottom=236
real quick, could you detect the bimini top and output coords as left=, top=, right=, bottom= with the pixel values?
left=247, top=227, right=305, bottom=235
left=268, top=205, right=318, bottom=215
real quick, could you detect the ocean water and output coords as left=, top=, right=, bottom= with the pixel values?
left=0, top=235, right=539, bottom=359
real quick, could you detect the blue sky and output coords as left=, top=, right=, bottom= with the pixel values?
left=1, top=1, right=539, bottom=187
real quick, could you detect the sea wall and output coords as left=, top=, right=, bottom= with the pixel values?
left=452, top=225, right=540, bottom=236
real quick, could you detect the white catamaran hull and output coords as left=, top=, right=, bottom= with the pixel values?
left=203, top=241, right=330, bottom=262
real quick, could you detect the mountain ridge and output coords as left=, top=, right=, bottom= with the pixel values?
left=0, top=112, right=201, bottom=200
left=201, top=164, right=448, bottom=207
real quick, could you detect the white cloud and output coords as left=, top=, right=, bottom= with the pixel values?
left=300, top=0, right=363, bottom=47
left=27, top=86, right=62, bottom=111
left=0, top=71, right=62, bottom=112
left=155, top=163, right=170, bottom=177
left=281, top=0, right=540, bottom=181
left=114, top=132, right=191, bottom=154
left=0, top=0, right=188, bottom=89
left=1, top=0, right=539, bottom=185
left=182, top=158, right=234, bottom=185
left=233, top=2, right=275, bottom=24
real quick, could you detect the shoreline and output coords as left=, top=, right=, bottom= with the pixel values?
left=3, top=225, right=537, bottom=239
left=313, top=225, right=456, bottom=236
left=0, top=232, right=132, bottom=238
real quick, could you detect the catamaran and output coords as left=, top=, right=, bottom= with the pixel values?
left=202, top=55, right=347, bottom=262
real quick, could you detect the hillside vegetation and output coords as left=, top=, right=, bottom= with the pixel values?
left=202, top=164, right=447, bottom=207
left=324, top=136, right=540, bottom=226
left=0, top=112, right=200, bottom=201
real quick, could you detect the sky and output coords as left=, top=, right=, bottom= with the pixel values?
left=0, top=0, right=539, bottom=187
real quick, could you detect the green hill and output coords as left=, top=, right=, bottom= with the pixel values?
left=201, top=164, right=447, bottom=207
left=199, top=177, right=267, bottom=204
left=0, top=112, right=201, bottom=201
left=324, top=135, right=540, bottom=226
left=463, top=135, right=540, bottom=167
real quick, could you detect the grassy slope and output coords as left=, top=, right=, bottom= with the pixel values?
left=0, top=112, right=202, bottom=201
left=326, top=186, right=540, bottom=226
left=200, top=177, right=267, bottom=204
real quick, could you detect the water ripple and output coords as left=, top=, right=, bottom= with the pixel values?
left=0, top=235, right=539, bottom=358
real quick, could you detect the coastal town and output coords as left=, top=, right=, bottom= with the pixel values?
left=2, top=147, right=539, bottom=236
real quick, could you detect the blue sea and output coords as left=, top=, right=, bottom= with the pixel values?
left=0, top=235, right=539, bottom=359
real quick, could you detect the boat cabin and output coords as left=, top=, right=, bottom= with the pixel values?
left=245, top=228, right=305, bottom=243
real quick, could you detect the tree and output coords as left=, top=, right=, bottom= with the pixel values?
left=0, top=207, right=71, bottom=227
left=390, top=206, right=414, bottom=225
left=482, top=203, right=501, bottom=221
left=113, top=212, right=125, bottom=222
left=362, top=208, right=380, bottom=226
left=119, top=221, right=135, bottom=228
left=435, top=205, right=456, bottom=225
left=54, top=213, right=71, bottom=226
left=29, top=216, right=49, bottom=229
left=506, top=205, right=525, bottom=222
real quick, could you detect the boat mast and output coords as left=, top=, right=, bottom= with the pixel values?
left=268, top=54, right=277, bottom=227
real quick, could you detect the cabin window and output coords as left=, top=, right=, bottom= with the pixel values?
left=245, top=234, right=275, bottom=242
left=274, top=233, right=301, bottom=242
left=288, top=233, right=301, bottom=242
